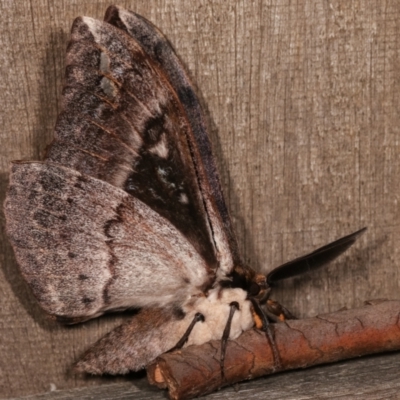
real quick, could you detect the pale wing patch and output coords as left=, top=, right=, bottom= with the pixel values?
left=111, top=165, right=135, bottom=189
left=100, top=51, right=110, bottom=73
left=100, top=76, right=118, bottom=97
left=99, top=50, right=118, bottom=98
left=179, top=193, right=189, bottom=204
left=211, top=207, right=235, bottom=277
left=81, top=16, right=103, bottom=42
left=148, top=133, right=169, bottom=158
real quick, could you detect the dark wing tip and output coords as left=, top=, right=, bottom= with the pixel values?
left=267, top=227, right=367, bottom=285
left=104, top=5, right=119, bottom=22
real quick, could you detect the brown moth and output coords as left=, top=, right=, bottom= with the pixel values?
left=4, top=5, right=365, bottom=378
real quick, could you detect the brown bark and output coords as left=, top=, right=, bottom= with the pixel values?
left=147, top=300, right=400, bottom=400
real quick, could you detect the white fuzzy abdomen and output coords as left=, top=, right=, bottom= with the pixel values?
left=184, top=287, right=254, bottom=346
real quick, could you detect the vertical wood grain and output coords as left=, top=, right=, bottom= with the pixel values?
left=1, top=0, right=399, bottom=397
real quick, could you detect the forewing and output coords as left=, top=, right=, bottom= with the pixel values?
left=45, top=14, right=240, bottom=274
left=104, top=5, right=241, bottom=274
left=5, top=162, right=210, bottom=321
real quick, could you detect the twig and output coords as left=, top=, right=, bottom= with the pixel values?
left=147, top=300, right=400, bottom=399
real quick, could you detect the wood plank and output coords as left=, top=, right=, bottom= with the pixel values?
left=1, top=0, right=400, bottom=397
left=12, top=352, right=400, bottom=399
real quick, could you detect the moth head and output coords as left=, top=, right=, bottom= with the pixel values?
left=247, top=273, right=268, bottom=298
left=228, top=266, right=269, bottom=300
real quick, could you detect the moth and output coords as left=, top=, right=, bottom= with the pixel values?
left=5, top=5, right=365, bottom=380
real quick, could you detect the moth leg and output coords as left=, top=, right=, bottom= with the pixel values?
left=220, top=301, right=239, bottom=381
left=260, top=287, right=296, bottom=321
left=266, top=299, right=297, bottom=321
left=168, top=312, right=205, bottom=352
left=250, top=298, right=282, bottom=370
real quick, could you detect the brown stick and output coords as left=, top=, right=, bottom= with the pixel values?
left=146, top=300, right=400, bottom=399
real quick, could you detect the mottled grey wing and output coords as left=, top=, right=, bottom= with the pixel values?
left=45, top=14, right=240, bottom=276
left=5, top=162, right=210, bottom=322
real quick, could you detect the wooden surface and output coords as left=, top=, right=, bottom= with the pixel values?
left=1, top=0, right=400, bottom=398
left=12, top=352, right=400, bottom=399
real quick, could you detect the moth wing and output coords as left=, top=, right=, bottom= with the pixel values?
left=45, top=14, right=240, bottom=276
left=75, top=307, right=195, bottom=374
left=104, top=5, right=242, bottom=275
left=5, top=162, right=210, bottom=321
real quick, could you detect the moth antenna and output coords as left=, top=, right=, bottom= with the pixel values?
left=266, top=227, right=367, bottom=285
left=168, top=312, right=205, bottom=352
left=220, top=301, right=239, bottom=381
left=250, top=298, right=282, bottom=370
